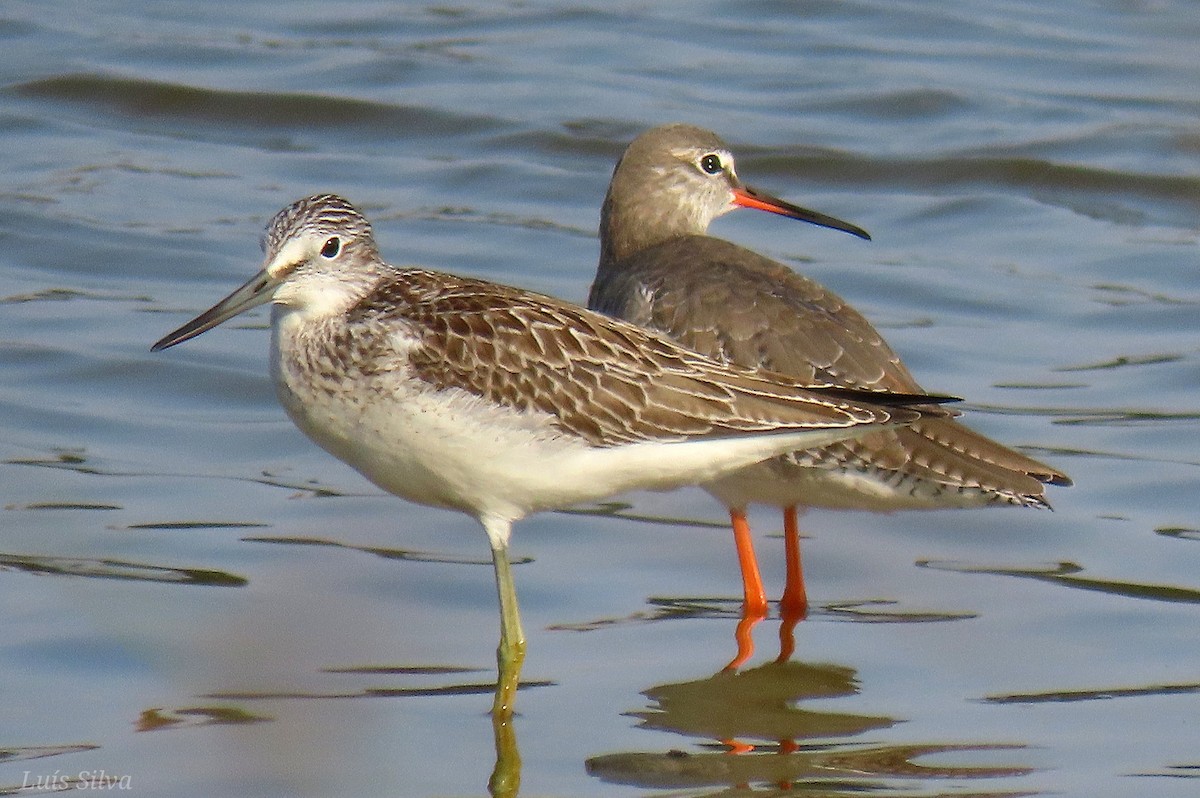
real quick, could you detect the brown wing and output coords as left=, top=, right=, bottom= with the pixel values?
left=350, top=267, right=921, bottom=448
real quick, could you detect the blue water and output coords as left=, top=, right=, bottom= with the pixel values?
left=2, top=2, right=1198, bottom=796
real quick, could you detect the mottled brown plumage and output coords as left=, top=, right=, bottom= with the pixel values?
left=338, top=264, right=940, bottom=447
left=152, top=193, right=951, bottom=708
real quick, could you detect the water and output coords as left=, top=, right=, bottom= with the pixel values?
left=2, top=1, right=1198, bottom=795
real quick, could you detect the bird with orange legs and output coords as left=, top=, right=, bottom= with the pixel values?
left=589, top=125, right=1070, bottom=667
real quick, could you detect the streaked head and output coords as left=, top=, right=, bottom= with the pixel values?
left=151, top=194, right=382, bottom=351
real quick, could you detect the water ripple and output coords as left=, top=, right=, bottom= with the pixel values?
left=11, top=73, right=508, bottom=140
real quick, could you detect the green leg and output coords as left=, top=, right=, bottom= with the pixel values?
left=488, top=541, right=525, bottom=795
left=488, top=534, right=526, bottom=719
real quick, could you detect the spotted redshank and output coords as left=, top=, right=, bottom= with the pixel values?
left=589, top=125, right=1070, bottom=645
left=152, top=194, right=952, bottom=715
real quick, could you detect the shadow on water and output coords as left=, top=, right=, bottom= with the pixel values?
left=587, top=658, right=1034, bottom=796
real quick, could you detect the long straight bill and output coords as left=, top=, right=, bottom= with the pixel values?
left=151, top=269, right=279, bottom=351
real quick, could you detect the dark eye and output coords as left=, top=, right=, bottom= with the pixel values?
left=699, top=153, right=723, bottom=174
left=320, top=236, right=341, bottom=258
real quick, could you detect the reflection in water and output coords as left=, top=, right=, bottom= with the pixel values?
left=181, top=586, right=974, bottom=797
left=553, top=501, right=976, bottom=669
left=242, top=534, right=533, bottom=566
left=136, top=706, right=270, bottom=732
left=7, top=447, right=353, bottom=498
left=489, top=703, right=521, bottom=798
left=1156, top=527, right=1200, bottom=542
left=0, top=552, right=247, bottom=587
left=1131, top=764, right=1200, bottom=781
left=196, top=664, right=546, bottom=798
left=919, top=560, right=1200, bottom=605
left=126, top=649, right=1034, bottom=797
left=632, top=660, right=893, bottom=745
left=985, top=680, right=1200, bottom=705
left=243, top=528, right=535, bottom=792
left=589, top=659, right=1032, bottom=795
left=0, top=745, right=103, bottom=794
left=5, top=501, right=122, bottom=511
left=588, top=742, right=1031, bottom=795
left=572, top=582, right=1025, bottom=796
left=0, top=744, right=99, bottom=765
left=553, top=595, right=971, bottom=675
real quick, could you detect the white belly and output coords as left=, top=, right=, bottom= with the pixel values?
left=275, top=361, right=889, bottom=525
left=268, top=308, right=902, bottom=534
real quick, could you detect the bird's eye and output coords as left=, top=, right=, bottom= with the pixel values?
left=699, top=153, right=723, bottom=174
left=320, top=236, right=341, bottom=258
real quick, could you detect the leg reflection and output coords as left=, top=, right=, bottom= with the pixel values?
left=488, top=669, right=522, bottom=798
left=726, top=507, right=811, bottom=671
left=725, top=605, right=768, bottom=671
left=777, top=506, right=810, bottom=664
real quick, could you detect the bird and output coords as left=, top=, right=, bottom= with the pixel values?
left=588, top=124, right=1071, bottom=640
left=151, top=193, right=953, bottom=714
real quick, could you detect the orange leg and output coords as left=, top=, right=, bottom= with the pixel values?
left=777, top=506, right=809, bottom=663
left=726, top=509, right=768, bottom=670
left=779, top=506, right=808, bottom=616
left=730, top=509, right=768, bottom=616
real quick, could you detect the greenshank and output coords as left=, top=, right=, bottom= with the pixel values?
left=152, top=194, right=954, bottom=712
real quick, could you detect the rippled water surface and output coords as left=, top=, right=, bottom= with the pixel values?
left=2, top=2, right=1198, bottom=796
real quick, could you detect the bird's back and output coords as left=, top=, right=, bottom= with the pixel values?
left=592, top=236, right=921, bottom=392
